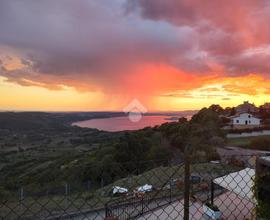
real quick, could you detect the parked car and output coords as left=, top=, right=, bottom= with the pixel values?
left=112, top=186, right=128, bottom=196
left=137, top=184, right=153, bottom=193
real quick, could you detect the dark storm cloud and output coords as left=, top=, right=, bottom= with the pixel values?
left=125, top=0, right=198, bottom=26
left=0, top=0, right=198, bottom=88
left=127, top=0, right=270, bottom=76
left=1, top=0, right=270, bottom=92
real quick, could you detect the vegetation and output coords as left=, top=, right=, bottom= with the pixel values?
left=0, top=107, right=225, bottom=198
left=254, top=170, right=270, bottom=219
left=227, top=136, right=270, bottom=151
left=227, top=137, right=252, bottom=148
left=249, top=136, right=270, bottom=151
left=159, top=107, right=224, bottom=160
left=0, top=161, right=236, bottom=219
left=227, top=125, right=270, bottom=134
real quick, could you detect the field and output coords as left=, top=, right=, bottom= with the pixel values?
left=0, top=162, right=236, bottom=219
left=227, top=137, right=253, bottom=147
left=0, top=112, right=178, bottom=201
left=227, top=135, right=270, bottom=149
left=0, top=108, right=228, bottom=219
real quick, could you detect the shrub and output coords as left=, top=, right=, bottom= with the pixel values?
left=209, top=136, right=225, bottom=147
left=0, top=187, right=10, bottom=200
left=227, top=126, right=270, bottom=134
left=207, top=151, right=221, bottom=161
left=249, top=137, right=270, bottom=151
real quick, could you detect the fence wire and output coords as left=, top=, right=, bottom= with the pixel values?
left=1, top=154, right=270, bottom=220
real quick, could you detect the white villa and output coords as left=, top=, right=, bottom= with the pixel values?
left=231, top=113, right=261, bottom=128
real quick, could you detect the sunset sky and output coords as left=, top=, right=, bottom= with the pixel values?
left=1, top=0, right=270, bottom=111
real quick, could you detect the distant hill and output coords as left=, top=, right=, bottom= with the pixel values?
left=0, top=112, right=63, bottom=131
left=0, top=111, right=197, bottom=132
left=0, top=112, right=124, bottom=132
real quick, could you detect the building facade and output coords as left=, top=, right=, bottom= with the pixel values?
left=232, top=113, right=261, bottom=128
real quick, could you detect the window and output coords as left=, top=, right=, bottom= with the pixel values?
left=236, top=120, right=239, bottom=123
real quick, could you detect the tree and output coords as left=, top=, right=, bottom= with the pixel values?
left=162, top=107, right=225, bottom=159
left=229, top=107, right=236, bottom=116
left=178, top=117, right=188, bottom=124
left=209, top=104, right=224, bottom=114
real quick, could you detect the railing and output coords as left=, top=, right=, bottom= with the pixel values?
left=105, top=191, right=180, bottom=219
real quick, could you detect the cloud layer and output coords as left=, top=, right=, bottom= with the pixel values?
left=1, top=0, right=270, bottom=110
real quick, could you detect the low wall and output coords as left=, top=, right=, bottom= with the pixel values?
left=227, top=130, right=270, bottom=138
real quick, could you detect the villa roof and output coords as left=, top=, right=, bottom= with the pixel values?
left=213, top=168, right=255, bottom=201
left=230, top=113, right=260, bottom=119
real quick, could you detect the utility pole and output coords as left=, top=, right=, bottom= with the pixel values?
left=184, top=145, right=191, bottom=220
left=101, top=178, right=104, bottom=188
left=20, top=187, right=24, bottom=210
left=65, top=183, right=69, bottom=209
left=211, top=180, right=214, bottom=205
left=87, top=180, right=91, bottom=191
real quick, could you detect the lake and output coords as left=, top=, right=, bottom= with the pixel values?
left=72, top=115, right=191, bottom=132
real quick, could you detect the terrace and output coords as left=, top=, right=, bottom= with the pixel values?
left=139, top=168, right=256, bottom=219
left=139, top=191, right=254, bottom=220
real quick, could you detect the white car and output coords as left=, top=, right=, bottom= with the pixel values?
left=112, top=186, right=128, bottom=195
left=137, top=184, right=153, bottom=193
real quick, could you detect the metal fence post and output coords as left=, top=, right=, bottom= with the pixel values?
left=65, top=183, right=69, bottom=209
left=169, top=182, right=172, bottom=204
left=19, top=187, right=24, bottom=210
left=141, top=197, right=144, bottom=215
left=105, top=203, right=108, bottom=217
left=211, top=180, right=214, bottom=205
left=87, top=180, right=91, bottom=191
left=101, top=178, right=104, bottom=188
left=184, top=147, right=191, bottom=220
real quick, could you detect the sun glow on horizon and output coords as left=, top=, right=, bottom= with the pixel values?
left=0, top=77, right=108, bottom=111
left=2, top=71, right=270, bottom=112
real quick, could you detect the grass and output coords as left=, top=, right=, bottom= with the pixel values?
left=227, top=135, right=270, bottom=149
left=227, top=137, right=252, bottom=147
left=0, top=162, right=237, bottom=219
left=98, top=162, right=237, bottom=198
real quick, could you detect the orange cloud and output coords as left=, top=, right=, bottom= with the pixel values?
left=212, top=74, right=270, bottom=96
left=1, top=1, right=270, bottom=111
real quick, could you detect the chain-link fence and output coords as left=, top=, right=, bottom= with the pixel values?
left=1, top=154, right=270, bottom=220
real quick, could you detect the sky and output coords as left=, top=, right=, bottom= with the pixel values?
left=1, top=0, right=270, bottom=111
